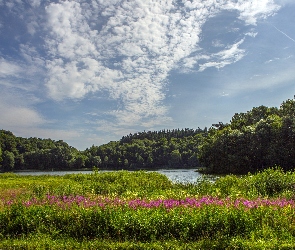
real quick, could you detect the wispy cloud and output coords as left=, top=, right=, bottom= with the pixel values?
left=41, top=0, right=280, bottom=130
left=0, top=58, right=22, bottom=77
left=0, top=88, right=83, bottom=146
left=0, top=0, right=281, bottom=135
left=199, top=39, right=246, bottom=71
left=0, top=89, right=45, bottom=130
left=0, top=104, right=44, bottom=128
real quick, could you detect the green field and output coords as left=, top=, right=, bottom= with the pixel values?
left=1, top=168, right=295, bottom=249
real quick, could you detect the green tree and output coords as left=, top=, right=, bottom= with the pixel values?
left=14, top=154, right=24, bottom=170
left=198, top=98, right=295, bottom=174
left=188, top=153, right=198, bottom=167
left=169, top=149, right=181, bottom=167
left=92, top=156, right=102, bottom=168
left=147, top=155, right=153, bottom=166
left=124, top=159, right=129, bottom=167
left=2, top=151, right=15, bottom=172
left=280, top=99, right=295, bottom=117
left=0, top=147, right=2, bottom=164
left=49, top=146, right=73, bottom=169
left=71, top=154, right=87, bottom=169
left=103, top=156, right=109, bottom=167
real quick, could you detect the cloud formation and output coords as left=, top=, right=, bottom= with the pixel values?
left=199, top=39, right=246, bottom=71
left=0, top=58, right=22, bottom=77
left=1, top=0, right=280, bottom=133
left=41, top=0, right=280, bottom=129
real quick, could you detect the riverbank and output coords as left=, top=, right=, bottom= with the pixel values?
left=12, top=168, right=209, bottom=184
left=0, top=168, right=295, bottom=249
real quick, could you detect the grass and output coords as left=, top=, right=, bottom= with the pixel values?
left=1, top=168, right=295, bottom=249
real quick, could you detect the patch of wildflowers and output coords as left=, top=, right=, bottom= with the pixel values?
left=2, top=193, right=295, bottom=211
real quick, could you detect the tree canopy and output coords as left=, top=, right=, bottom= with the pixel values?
left=0, top=128, right=206, bottom=172
left=198, top=99, right=295, bottom=174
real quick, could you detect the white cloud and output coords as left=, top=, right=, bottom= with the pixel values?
left=0, top=89, right=83, bottom=147
left=212, top=39, right=225, bottom=48
left=27, top=20, right=38, bottom=35
left=41, top=0, right=280, bottom=129
left=27, top=0, right=40, bottom=8
left=0, top=88, right=46, bottom=130
left=5, top=1, right=14, bottom=9
left=223, top=0, right=280, bottom=25
left=0, top=105, right=44, bottom=128
left=199, top=39, right=246, bottom=71
left=265, top=57, right=280, bottom=63
left=0, top=55, right=45, bottom=92
left=0, top=58, right=22, bottom=77
left=245, top=31, right=258, bottom=37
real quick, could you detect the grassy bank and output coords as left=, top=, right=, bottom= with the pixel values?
left=1, top=168, right=295, bottom=249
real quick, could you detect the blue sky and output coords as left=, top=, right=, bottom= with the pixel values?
left=0, top=0, right=294, bottom=150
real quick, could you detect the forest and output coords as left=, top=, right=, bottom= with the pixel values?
left=0, top=97, right=295, bottom=174
left=0, top=128, right=205, bottom=172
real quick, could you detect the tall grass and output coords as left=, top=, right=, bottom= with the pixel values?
left=1, top=196, right=295, bottom=241
left=1, top=168, right=295, bottom=249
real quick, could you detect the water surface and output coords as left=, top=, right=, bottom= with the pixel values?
left=15, top=169, right=207, bottom=183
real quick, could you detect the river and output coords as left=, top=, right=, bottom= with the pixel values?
left=14, top=169, right=213, bottom=184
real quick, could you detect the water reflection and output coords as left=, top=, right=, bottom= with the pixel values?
left=157, top=169, right=203, bottom=183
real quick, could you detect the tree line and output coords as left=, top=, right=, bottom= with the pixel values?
left=1, top=97, right=295, bottom=174
left=0, top=131, right=82, bottom=172
left=0, top=128, right=206, bottom=172
left=198, top=98, right=295, bottom=174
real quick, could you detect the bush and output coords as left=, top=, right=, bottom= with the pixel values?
left=245, top=167, right=295, bottom=197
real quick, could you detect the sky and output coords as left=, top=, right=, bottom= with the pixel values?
left=0, top=0, right=295, bottom=150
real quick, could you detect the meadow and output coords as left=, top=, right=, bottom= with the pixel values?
left=1, top=168, right=295, bottom=249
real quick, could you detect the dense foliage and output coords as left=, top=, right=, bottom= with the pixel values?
left=0, top=130, right=81, bottom=172
left=84, top=128, right=205, bottom=170
left=0, top=128, right=206, bottom=172
left=1, top=169, right=295, bottom=249
left=198, top=99, right=295, bottom=174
